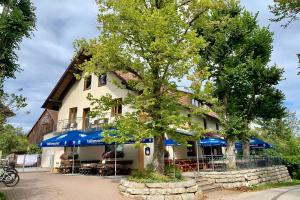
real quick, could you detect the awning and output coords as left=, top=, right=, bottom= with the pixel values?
left=198, top=137, right=227, bottom=147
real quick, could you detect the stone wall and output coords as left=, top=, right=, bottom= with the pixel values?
left=119, top=179, right=202, bottom=200
left=198, top=165, right=291, bottom=188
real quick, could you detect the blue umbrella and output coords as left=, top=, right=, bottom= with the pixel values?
left=39, top=130, right=88, bottom=147
left=235, top=138, right=271, bottom=150
left=198, top=137, right=227, bottom=147
left=164, top=139, right=181, bottom=146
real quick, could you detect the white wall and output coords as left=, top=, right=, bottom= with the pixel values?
left=57, top=73, right=136, bottom=131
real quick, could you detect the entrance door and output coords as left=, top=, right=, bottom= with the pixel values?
left=82, top=108, right=90, bottom=129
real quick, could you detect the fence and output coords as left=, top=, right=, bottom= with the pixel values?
left=195, top=155, right=283, bottom=172
left=1, top=154, right=54, bottom=172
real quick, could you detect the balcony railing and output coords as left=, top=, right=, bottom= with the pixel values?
left=56, top=117, right=113, bottom=132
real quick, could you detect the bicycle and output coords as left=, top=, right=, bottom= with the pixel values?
left=0, top=167, right=19, bottom=187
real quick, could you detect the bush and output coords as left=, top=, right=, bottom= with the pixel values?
left=164, top=165, right=183, bottom=180
left=128, top=164, right=184, bottom=183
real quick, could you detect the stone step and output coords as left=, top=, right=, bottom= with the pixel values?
left=199, top=184, right=221, bottom=193
left=197, top=181, right=213, bottom=187
left=196, top=177, right=209, bottom=183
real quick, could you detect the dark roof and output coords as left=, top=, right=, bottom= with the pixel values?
left=42, top=53, right=87, bottom=110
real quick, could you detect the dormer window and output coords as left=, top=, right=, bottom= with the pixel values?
left=192, top=99, right=200, bottom=107
left=84, top=75, right=92, bottom=90
left=98, top=74, right=107, bottom=86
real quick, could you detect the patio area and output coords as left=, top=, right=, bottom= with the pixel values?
left=0, top=172, right=129, bottom=200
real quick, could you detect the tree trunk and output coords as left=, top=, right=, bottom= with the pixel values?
left=225, top=139, right=236, bottom=170
left=152, top=134, right=165, bottom=174
left=242, top=140, right=250, bottom=156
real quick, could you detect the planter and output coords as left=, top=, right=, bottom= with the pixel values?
left=119, top=179, right=202, bottom=200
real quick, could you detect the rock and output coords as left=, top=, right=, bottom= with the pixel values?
left=195, top=190, right=203, bottom=199
left=165, top=195, right=182, bottom=200
left=181, top=193, right=195, bottom=200
left=120, top=179, right=146, bottom=188
left=186, top=185, right=198, bottom=193
left=166, top=187, right=186, bottom=194
left=127, top=188, right=150, bottom=195
left=146, top=195, right=164, bottom=200
left=145, top=183, right=166, bottom=188
left=149, top=189, right=167, bottom=195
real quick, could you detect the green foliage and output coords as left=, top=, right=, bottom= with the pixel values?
left=0, top=0, right=36, bottom=88
left=258, top=111, right=300, bottom=179
left=164, top=165, right=183, bottom=180
left=0, top=192, right=6, bottom=200
left=251, top=179, right=300, bottom=191
left=76, top=0, right=221, bottom=172
left=27, top=144, right=42, bottom=154
left=0, top=124, right=28, bottom=156
left=270, top=0, right=300, bottom=27
left=128, top=164, right=183, bottom=183
left=196, top=1, right=285, bottom=149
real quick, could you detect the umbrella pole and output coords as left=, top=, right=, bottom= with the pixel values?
left=114, top=143, right=117, bottom=176
left=77, top=145, right=80, bottom=168
left=173, top=145, right=175, bottom=179
left=72, top=144, right=75, bottom=174
left=210, top=144, right=214, bottom=171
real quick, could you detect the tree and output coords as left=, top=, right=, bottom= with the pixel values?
left=257, top=111, right=300, bottom=178
left=76, top=0, right=221, bottom=173
left=195, top=1, right=285, bottom=168
left=0, top=88, right=27, bottom=130
left=0, top=124, right=28, bottom=156
left=270, top=0, right=300, bottom=27
left=0, top=0, right=36, bottom=89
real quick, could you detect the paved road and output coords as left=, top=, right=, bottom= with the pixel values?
left=0, top=172, right=129, bottom=200
left=230, top=186, right=300, bottom=200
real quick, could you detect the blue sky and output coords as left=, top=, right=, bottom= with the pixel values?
left=4, top=0, right=300, bottom=132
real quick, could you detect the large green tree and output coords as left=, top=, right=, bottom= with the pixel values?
left=270, top=0, right=300, bottom=27
left=76, top=0, right=221, bottom=173
left=196, top=1, right=285, bottom=168
left=0, top=0, right=36, bottom=89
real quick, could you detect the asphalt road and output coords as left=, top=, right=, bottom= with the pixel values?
left=231, top=186, right=300, bottom=200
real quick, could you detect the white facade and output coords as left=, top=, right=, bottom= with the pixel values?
left=42, top=71, right=221, bottom=170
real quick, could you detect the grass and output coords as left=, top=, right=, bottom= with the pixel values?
left=250, top=179, right=300, bottom=191
left=0, top=192, right=6, bottom=200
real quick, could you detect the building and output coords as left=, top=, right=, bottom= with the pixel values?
left=36, top=54, right=221, bottom=170
left=27, top=109, right=58, bottom=144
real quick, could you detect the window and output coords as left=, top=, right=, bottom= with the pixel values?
left=98, top=74, right=107, bottom=86
left=192, top=99, right=200, bottom=107
left=111, top=98, right=122, bottom=116
left=203, top=118, right=207, bottom=129
left=216, top=123, right=219, bottom=131
left=187, top=141, right=196, bottom=157
left=84, top=75, right=92, bottom=90
left=69, top=107, right=77, bottom=122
